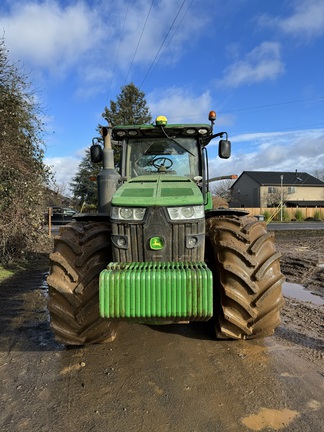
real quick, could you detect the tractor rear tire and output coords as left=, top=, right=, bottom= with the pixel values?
left=206, top=215, right=285, bottom=339
left=47, top=221, right=118, bottom=345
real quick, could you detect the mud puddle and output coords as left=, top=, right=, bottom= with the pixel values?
left=241, top=407, right=299, bottom=431
left=282, top=282, right=324, bottom=306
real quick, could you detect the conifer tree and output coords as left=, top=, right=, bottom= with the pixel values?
left=70, top=149, right=101, bottom=208
left=102, top=82, right=152, bottom=126
left=70, top=83, right=152, bottom=207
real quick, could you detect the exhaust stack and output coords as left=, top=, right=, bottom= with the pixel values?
left=97, top=127, right=120, bottom=214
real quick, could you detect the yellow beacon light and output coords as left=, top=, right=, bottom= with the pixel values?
left=156, top=115, right=168, bottom=126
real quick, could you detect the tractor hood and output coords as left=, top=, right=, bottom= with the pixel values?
left=112, top=175, right=203, bottom=207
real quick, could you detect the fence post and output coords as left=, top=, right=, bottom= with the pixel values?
left=48, top=207, right=52, bottom=237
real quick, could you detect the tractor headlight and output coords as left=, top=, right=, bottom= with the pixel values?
left=120, top=208, right=133, bottom=219
left=167, top=205, right=204, bottom=220
left=111, top=206, right=146, bottom=221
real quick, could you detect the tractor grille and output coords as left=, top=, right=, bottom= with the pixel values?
left=111, top=207, right=205, bottom=262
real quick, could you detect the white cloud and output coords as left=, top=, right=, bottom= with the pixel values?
left=0, top=2, right=105, bottom=73
left=108, top=0, right=209, bottom=69
left=147, top=87, right=234, bottom=127
left=45, top=155, right=82, bottom=194
left=217, top=42, right=285, bottom=88
left=0, top=0, right=208, bottom=89
left=208, top=129, right=324, bottom=178
left=259, top=0, right=324, bottom=39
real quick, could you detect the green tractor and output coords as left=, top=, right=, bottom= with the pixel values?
left=47, top=112, right=284, bottom=345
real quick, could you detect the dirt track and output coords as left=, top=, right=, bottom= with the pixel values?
left=0, top=229, right=323, bottom=431
left=273, top=230, right=324, bottom=367
left=276, top=230, right=324, bottom=296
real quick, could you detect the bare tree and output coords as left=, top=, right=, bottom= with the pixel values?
left=312, top=169, right=324, bottom=182
left=210, top=179, right=235, bottom=204
left=262, top=186, right=288, bottom=208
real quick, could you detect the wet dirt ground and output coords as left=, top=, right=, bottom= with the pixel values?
left=0, top=230, right=323, bottom=432
left=275, top=230, right=324, bottom=368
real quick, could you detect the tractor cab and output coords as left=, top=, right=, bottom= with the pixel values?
left=108, top=114, right=231, bottom=208
left=123, top=135, right=200, bottom=178
left=113, top=115, right=209, bottom=181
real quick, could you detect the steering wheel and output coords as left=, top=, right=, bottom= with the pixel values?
left=152, top=157, right=173, bottom=170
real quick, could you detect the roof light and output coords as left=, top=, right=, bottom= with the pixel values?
left=116, top=130, right=126, bottom=137
left=128, top=130, right=138, bottom=136
left=156, top=115, right=168, bottom=126
left=198, top=128, right=208, bottom=135
left=186, top=128, right=196, bottom=134
left=208, top=111, right=216, bottom=122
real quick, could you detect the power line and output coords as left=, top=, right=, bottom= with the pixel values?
left=140, top=0, right=188, bottom=90
left=141, top=0, right=193, bottom=86
left=222, top=96, right=324, bottom=115
left=167, top=96, right=324, bottom=121
left=106, top=0, right=130, bottom=104
left=125, top=0, right=155, bottom=85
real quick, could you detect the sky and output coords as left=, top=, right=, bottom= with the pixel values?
left=1, top=0, right=324, bottom=194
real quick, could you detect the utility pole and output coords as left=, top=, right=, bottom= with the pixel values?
left=280, top=175, right=284, bottom=222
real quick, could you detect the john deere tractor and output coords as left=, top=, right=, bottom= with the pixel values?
left=47, top=111, right=284, bottom=345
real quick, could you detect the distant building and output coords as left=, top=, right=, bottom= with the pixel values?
left=230, top=171, right=324, bottom=208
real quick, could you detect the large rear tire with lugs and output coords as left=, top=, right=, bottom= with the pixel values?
left=47, top=221, right=118, bottom=345
left=206, top=215, right=285, bottom=339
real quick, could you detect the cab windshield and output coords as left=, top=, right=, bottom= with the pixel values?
left=125, top=137, right=200, bottom=179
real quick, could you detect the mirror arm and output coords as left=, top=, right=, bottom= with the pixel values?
left=92, top=137, right=103, bottom=146
left=202, top=131, right=227, bottom=146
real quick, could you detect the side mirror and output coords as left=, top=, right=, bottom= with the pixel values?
left=90, top=144, right=103, bottom=163
left=219, top=139, right=231, bottom=159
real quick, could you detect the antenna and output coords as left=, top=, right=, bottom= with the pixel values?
left=295, top=170, right=303, bottom=182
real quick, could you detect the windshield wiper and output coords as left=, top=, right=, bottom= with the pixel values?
left=160, top=126, right=195, bottom=156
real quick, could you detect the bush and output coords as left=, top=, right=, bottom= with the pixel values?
left=282, top=209, right=290, bottom=222
left=263, top=210, right=271, bottom=222
left=313, top=210, right=322, bottom=221
left=0, top=37, right=50, bottom=262
left=294, top=209, right=304, bottom=221
left=80, top=203, right=97, bottom=213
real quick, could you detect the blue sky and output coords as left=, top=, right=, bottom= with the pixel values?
left=1, top=0, right=324, bottom=194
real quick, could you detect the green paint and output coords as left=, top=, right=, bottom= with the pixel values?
left=99, top=262, right=213, bottom=321
left=205, top=191, right=213, bottom=210
left=112, top=175, right=203, bottom=207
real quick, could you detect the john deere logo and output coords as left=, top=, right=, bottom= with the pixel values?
left=150, top=237, right=164, bottom=250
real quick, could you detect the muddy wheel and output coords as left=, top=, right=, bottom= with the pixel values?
left=47, top=221, right=118, bottom=345
left=206, top=215, right=285, bottom=339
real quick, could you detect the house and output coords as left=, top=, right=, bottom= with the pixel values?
left=230, top=171, right=324, bottom=208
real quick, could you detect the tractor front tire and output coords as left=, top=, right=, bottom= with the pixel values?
left=47, top=221, right=118, bottom=345
left=206, top=215, right=285, bottom=339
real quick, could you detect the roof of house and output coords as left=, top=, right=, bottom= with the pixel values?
left=232, top=171, right=324, bottom=187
